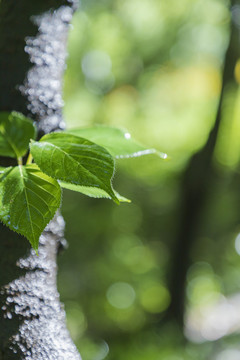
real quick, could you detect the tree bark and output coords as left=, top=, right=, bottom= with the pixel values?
left=0, top=1, right=81, bottom=359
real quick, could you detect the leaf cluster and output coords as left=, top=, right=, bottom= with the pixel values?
left=0, top=112, right=164, bottom=251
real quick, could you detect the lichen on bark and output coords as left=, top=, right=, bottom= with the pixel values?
left=0, top=1, right=81, bottom=359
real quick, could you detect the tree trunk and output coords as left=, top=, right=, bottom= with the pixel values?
left=168, top=1, right=240, bottom=328
left=0, top=1, right=81, bottom=359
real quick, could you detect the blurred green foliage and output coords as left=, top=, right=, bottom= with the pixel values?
left=58, top=0, right=240, bottom=359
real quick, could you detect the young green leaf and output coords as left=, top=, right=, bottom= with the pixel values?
left=0, top=164, right=61, bottom=250
left=60, top=181, right=130, bottom=202
left=0, top=111, right=36, bottom=159
left=67, top=125, right=167, bottom=159
left=30, top=133, right=119, bottom=204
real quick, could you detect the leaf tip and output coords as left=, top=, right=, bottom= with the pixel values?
left=32, top=247, right=39, bottom=256
left=113, top=196, right=120, bottom=205
left=30, top=237, right=39, bottom=255
left=157, top=151, right=169, bottom=160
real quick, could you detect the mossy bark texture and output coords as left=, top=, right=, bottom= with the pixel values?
left=0, top=1, right=81, bottom=359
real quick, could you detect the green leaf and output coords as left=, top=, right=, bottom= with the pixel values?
left=67, top=125, right=167, bottom=159
left=60, top=181, right=130, bottom=202
left=30, top=132, right=119, bottom=204
left=0, top=111, right=36, bottom=159
left=0, top=164, right=61, bottom=250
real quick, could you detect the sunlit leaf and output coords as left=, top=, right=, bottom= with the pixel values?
left=30, top=132, right=119, bottom=204
left=67, top=125, right=167, bottom=159
left=60, top=181, right=130, bottom=202
left=0, top=111, right=36, bottom=159
left=0, top=164, right=61, bottom=250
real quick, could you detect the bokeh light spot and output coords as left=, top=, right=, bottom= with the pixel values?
left=140, top=283, right=171, bottom=313
left=124, top=246, right=156, bottom=274
left=216, top=349, right=240, bottom=360
left=234, top=233, right=240, bottom=255
left=106, top=282, right=136, bottom=309
left=65, top=302, right=87, bottom=341
left=80, top=339, right=109, bottom=360
left=81, top=50, right=112, bottom=81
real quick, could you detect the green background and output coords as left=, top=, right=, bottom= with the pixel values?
left=58, top=0, right=240, bottom=359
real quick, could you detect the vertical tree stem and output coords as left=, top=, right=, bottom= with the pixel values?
left=168, top=2, right=240, bottom=327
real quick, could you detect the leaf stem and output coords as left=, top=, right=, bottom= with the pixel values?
left=26, top=153, right=33, bottom=165
left=17, top=157, right=23, bottom=165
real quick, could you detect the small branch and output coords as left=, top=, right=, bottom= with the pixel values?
left=26, top=153, right=33, bottom=165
